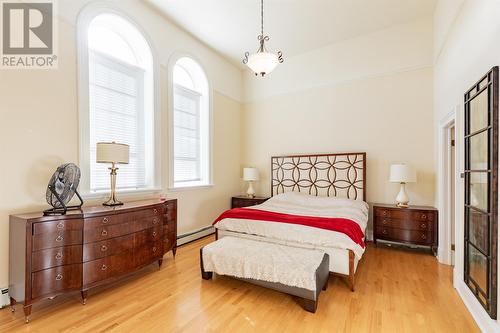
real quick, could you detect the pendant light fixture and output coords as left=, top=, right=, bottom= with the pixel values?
left=243, top=0, right=283, bottom=77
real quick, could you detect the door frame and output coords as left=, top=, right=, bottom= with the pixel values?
left=438, top=108, right=459, bottom=265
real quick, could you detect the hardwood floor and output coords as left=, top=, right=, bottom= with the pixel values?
left=0, top=236, right=479, bottom=332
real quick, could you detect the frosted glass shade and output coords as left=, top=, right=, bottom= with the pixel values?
left=96, top=142, right=129, bottom=164
left=246, top=51, right=279, bottom=76
left=389, top=164, right=416, bottom=183
left=243, top=168, right=259, bottom=181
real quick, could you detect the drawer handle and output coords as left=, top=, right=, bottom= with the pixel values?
left=421, top=234, right=427, bottom=240
left=101, top=230, right=108, bottom=236
left=153, top=231, right=157, bottom=237
left=421, top=223, right=427, bottom=229
left=102, top=217, right=109, bottom=224
left=55, top=252, right=63, bottom=260
left=382, top=219, right=388, bottom=225
left=382, top=210, right=388, bottom=216
left=153, top=246, right=157, bottom=253
left=382, top=229, right=388, bottom=235
left=101, top=245, right=108, bottom=252
left=101, top=264, right=107, bottom=271
left=56, top=222, right=64, bottom=229
left=153, top=218, right=159, bottom=225
left=421, top=214, right=427, bottom=220
left=55, top=274, right=63, bottom=281
left=153, top=209, right=158, bottom=214
left=55, top=235, right=64, bottom=242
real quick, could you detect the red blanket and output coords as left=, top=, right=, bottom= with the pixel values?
left=213, top=208, right=365, bottom=248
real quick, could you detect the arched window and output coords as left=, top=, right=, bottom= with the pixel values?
left=78, top=10, right=157, bottom=194
left=170, top=57, right=211, bottom=188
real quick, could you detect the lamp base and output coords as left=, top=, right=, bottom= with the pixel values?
left=102, top=199, right=123, bottom=207
left=246, top=181, right=256, bottom=198
left=395, top=182, right=410, bottom=208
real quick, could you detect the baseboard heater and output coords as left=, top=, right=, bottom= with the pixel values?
left=177, top=225, right=215, bottom=246
left=0, top=288, right=9, bottom=309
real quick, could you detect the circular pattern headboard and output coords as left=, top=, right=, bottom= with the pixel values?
left=271, top=152, right=366, bottom=201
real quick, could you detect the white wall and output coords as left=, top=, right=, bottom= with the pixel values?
left=0, top=0, right=243, bottom=290
left=243, top=17, right=433, bottom=102
left=434, top=0, right=500, bottom=331
left=242, top=18, right=436, bottom=237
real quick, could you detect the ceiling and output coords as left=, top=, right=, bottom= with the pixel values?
left=145, top=0, right=436, bottom=67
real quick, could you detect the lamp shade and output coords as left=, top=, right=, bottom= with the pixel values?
left=96, top=142, right=129, bottom=164
left=389, top=164, right=416, bottom=183
left=243, top=167, right=259, bottom=181
left=246, top=51, right=279, bottom=76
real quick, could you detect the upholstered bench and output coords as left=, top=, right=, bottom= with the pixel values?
left=200, top=237, right=329, bottom=313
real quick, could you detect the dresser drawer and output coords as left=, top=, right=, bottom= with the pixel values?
left=134, top=216, right=162, bottom=232
left=83, top=251, right=135, bottom=286
left=135, top=226, right=163, bottom=247
left=376, top=217, right=432, bottom=231
left=163, top=204, right=177, bottom=223
left=83, top=234, right=135, bottom=262
left=135, top=241, right=163, bottom=268
left=33, top=219, right=83, bottom=235
left=84, top=208, right=162, bottom=230
left=31, top=245, right=82, bottom=272
left=375, top=226, right=432, bottom=245
left=31, top=264, right=82, bottom=299
left=32, top=230, right=82, bottom=251
left=83, top=222, right=133, bottom=243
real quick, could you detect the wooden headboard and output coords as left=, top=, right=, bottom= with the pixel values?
left=271, top=152, right=366, bottom=201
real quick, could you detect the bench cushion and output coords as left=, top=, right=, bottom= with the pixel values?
left=201, top=237, right=328, bottom=292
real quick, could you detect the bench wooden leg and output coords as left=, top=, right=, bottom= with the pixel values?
left=200, top=248, right=213, bottom=280
left=302, top=298, right=317, bottom=313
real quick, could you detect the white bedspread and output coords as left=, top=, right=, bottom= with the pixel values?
left=203, top=237, right=326, bottom=291
left=215, top=192, right=369, bottom=258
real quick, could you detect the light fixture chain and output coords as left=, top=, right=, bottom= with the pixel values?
left=261, top=0, right=264, bottom=37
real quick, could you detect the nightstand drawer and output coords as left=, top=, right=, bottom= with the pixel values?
left=374, top=208, right=435, bottom=222
left=375, top=227, right=432, bottom=245
left=376, top=217, right=432, bottom=231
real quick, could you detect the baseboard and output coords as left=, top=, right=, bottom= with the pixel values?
left=177, top=226, right=215, bottom=246
left=455, top=280, right=500, bottom=332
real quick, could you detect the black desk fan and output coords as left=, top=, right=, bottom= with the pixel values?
left=43, top=163, right=84, bottom=216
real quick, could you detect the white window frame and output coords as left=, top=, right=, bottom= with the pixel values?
left=77, top=4, right=161, bottom=199
left=168, top=54, right=213, bottom=190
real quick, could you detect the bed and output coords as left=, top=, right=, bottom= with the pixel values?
left=215, top=152, right=367, bottom=291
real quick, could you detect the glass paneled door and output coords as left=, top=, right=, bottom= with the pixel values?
left=464, top=67, right=498, bottom=319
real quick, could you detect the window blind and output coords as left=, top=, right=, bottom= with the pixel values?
left=89, top=51, right=146, bottom=191
left=173, top=85, right=201, bottom=183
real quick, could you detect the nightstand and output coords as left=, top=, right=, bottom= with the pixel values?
left=231, top=196, right=269, bottom=208
left=373, top=204, right=438, bottom=255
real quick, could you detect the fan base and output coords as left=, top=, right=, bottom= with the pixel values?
left=43, top=205, right=83, bottom=216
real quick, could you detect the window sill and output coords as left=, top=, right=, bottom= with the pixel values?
left=168, top=183, right=214, bottom=192
left=82, top=188, right=163, bottom=201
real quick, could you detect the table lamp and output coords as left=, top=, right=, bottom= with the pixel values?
left=96, top=142, right=129, bottom=206
left=243, top=167, right=259, bottom=198
left=389, top=163, right=417, bottom=208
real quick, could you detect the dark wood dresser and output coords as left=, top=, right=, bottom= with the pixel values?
left=231, top=196, right=269, bottom=208
left=9, top=199, right=177, bottom=323
left=373, top=204, right=438, bottom=255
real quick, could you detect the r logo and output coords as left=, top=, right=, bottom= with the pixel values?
left=2, top=2, right=53, bottom=54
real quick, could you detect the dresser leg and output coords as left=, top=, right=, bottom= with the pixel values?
left=158, top=258, right=163, bottom=268
left=10, top=297, right=16, bottom=312
left=431, top=246, right=437, bottom=256
left=23, top=305, right=32, bottom=323
left=172, top=246, right=177, bottom=257
left=81, top=290, right=88, bottom=305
